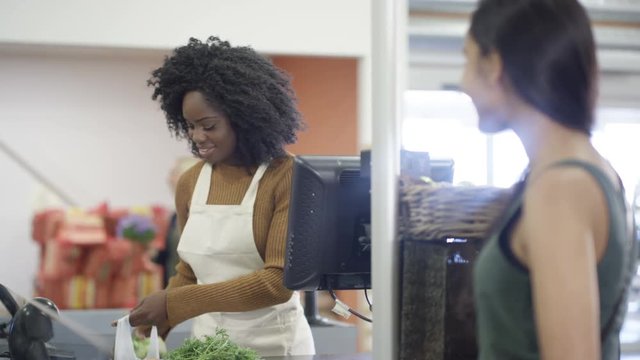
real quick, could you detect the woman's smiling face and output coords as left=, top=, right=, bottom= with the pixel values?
left=182, top=91, right=237, bottom=165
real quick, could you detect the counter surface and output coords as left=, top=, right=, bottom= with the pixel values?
left=266, top=355, right=371, bottom=360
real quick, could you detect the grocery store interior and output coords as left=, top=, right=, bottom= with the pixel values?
left=1, top=0, right=639, bottom=359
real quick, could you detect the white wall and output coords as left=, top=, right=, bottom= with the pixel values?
left=0, top=49, right=188, bottom=207
left=0, top=49, right=190, bottom=297
left=0, top=147, right=41, bottom=302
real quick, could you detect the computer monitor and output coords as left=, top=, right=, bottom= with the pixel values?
left=284, top=155, right=370, bottom=291
left=284, top=151, right=454, bottom=291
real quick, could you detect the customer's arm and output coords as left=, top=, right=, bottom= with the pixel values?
left=524, top=169, right=604, bottom=360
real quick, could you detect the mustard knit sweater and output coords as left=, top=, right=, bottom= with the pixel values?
left=165, top=155, right=294, bottom=327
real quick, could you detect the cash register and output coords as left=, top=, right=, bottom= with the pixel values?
left=0, top=284, right=75, bottom=360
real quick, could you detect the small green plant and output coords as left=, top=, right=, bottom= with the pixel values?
left=166, top=328, right=260, bottom=360
left=116, top=214, right=157, bottom=245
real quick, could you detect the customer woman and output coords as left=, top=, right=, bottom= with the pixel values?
left=465, top=1, right=637, bottom=359
left=125, top=36, right=315, bottom=356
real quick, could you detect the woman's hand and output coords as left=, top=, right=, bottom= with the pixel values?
left=110, top=290, right=171, bottom=339
left=128, top=290, right=169, bottom=328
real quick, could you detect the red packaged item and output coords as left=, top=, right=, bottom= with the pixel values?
left=131, top=242, right=154, bottom=274
left=84, top=241, right=133, bottom=279
left=34, top=275, right=94, bottom=310
left=34, top=274, right=67, bottom=308
left=107, top=240, right=136, bottom=278
left=70, top=276, right=109, bottom=309
left=150, top=206, right=170, bottom=251
left=82, top=245, right=111, bottom=281
left=137, top=264, right=163, bottom=299
left=89, top=202, right=109, bottom=217
left=105, top=208, right=129, bottom=238
left=41, top=241, right=83, bottom=280
left=91, top=278, right=111, bottom=309
left=57, top=209, right=107, bottom=246
left=110, top=276, right=137, bottom=309
left=67, top=275, right=90, bottom=309
left=84, top=241, right=142, bottom=308
left=32, top=209, right=64, bottom=244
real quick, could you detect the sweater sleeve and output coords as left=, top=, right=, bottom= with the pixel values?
left=165, top=160, right=294, bottom=327
left=140, top=163, right=202, bottom=338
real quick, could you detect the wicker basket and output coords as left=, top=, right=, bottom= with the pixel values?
left=400, top=182, right=512, bottom=241
left=399, top=182, right=512, bottom=360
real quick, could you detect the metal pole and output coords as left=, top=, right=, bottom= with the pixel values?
left=486, top=135, right=494, bottom=186
left=372, top=0, right=407, bottom=358
left=0, top=139, right=76, bottom=206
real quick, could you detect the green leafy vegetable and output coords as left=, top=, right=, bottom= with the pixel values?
left=167, top=328, right=260, bottom=360
left=132, top=336, right=167, bottom=359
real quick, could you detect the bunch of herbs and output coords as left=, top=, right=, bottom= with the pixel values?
left=166, top=328, right=260, bottom=360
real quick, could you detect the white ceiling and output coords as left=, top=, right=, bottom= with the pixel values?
left=409, top=0, right=640, bottom=23
left=406, top=0, right=640, bottom=106
left=408, top=1, right=640, bottom=73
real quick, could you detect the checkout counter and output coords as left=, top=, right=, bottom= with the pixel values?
left=1, top=307, right=359, bottom=359
left=64, top=308, right=357, bottom=358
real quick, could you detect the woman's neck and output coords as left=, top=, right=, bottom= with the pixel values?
left=511, top=110, right=594, bottom=176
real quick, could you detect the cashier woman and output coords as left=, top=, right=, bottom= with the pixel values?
left=124, top=36, right=315, bottom=356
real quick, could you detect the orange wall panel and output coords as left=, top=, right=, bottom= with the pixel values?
left=272, top=56, right=358, bottom=156
left=273, top=56, right=365, bottom=349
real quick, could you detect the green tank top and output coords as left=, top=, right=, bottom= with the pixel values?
left=473, top=159, right=635, bottom=360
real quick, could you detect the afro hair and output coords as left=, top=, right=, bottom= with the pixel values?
left=148, top=36, right=304, bottom=166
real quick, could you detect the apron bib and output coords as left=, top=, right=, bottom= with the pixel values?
left=177, top=162, right=315, bottom=356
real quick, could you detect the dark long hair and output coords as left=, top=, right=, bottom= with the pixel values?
left=470, top=0, right=598, bottom=134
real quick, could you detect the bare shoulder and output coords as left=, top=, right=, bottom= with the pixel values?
left=520, top=164, right=610, bottom=249
left=524, top=162, right=615, bottom=211
left=524, top=166, right=606, bottom=221
left=529, top=166, right=593, bottom=198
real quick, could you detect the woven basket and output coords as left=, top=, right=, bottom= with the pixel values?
left=400, top=182, right=512, bottom=241
left=399, top=182, right=513, bottom=360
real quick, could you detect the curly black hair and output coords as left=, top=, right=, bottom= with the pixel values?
left=148, top=36, right=303, bottom=166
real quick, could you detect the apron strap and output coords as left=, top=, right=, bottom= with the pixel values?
left=191, top=162, right=269, bottom=208
left=240, top=163, right=269, bottom=207
left=191, top=163, right=213, bottom=206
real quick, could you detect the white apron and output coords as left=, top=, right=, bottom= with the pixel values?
left=176, top=162, right=315, bottom=357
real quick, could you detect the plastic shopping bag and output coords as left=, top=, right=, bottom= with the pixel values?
left=114, top=315, right=160, bottom=360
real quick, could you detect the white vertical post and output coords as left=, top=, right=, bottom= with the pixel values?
left=358, top=57, right=373, bottom=150
left=371, top=0, right=407, bottom=358
left=486, top=135, right=494, bottom=186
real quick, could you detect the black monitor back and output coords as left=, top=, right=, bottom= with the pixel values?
left=284, top=153, right=454, bottom=291
left=284, top=155, right=371, bottom=291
